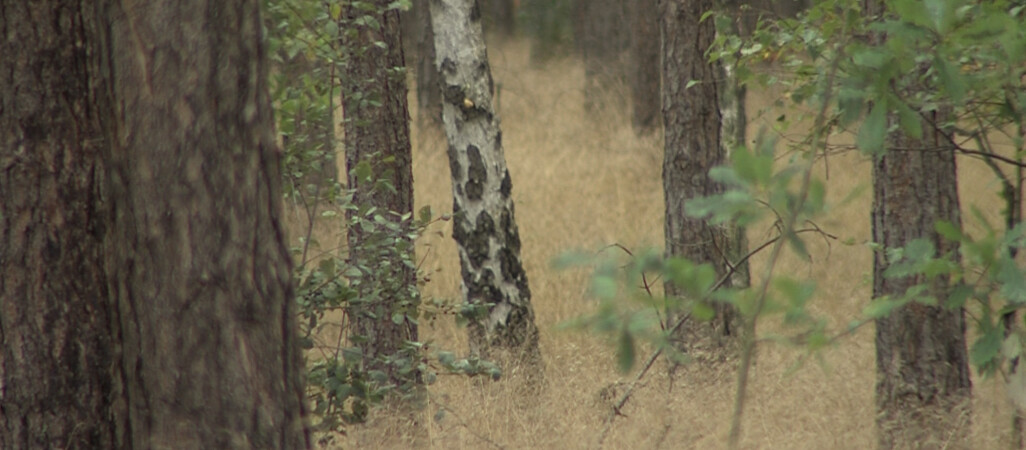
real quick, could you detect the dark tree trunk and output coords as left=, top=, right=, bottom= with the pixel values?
left=483, top=0, right=516, bottom=37
left=411, top=0, right=443, bottom=127
left=861, top=2, right=972, bottom=448
left=576, top=0, right=629, bottom=110
left=429, top=0, right=542, bottom=371
left=0, top=3, right=118, bottom=447
left=872, top=116, right=972, bottom=449
left=629, top=0, right=661, bottom=134
left=661, top=0, right=745, bottom=358
left=1, top=2, right=311, bottom=448
left=339, top=0, right=421, bottom=388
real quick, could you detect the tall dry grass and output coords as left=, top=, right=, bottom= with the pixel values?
left=319, top=37, right=1017, bottom=449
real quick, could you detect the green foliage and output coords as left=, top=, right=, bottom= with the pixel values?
left=265, top=0, right=498, bottom=439
left=578, top=1, right=1026, bottom=446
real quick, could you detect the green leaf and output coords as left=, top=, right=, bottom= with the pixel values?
left=895, top=100, right=923, bottom=140
left=935, top=220, right=964, bottom=242
left=616, top=330, right=636, bottom=373
left=935, top=56, right=966, bottom=103
left=970, top=327, right=1003, bottom=369
left=691, top=301, right=716, bottom=321
left=863, top=296, right=906, bottom=319
left=858, top=102, right=888, bottom=155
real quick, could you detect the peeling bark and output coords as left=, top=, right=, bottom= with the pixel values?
left=428, top=0, right=542, bottom=368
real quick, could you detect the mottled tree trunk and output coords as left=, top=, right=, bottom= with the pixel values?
left=0, top=3, right=118, bottom=447
left=629, top=0, right=661, bottom=134
left=1, top=2, right=311, bottom=448
left=661, top=0, right=744, bottom=358
left=872, top=117, right=972, bottom=450
left=429, top=0, right=542, bottom=369
left=339, top=1, right=421, bottom=388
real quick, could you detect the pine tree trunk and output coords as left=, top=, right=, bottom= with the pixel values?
left=103, top=1, right=309, bottom=447
left=0, top=3, right=118, bottom=447
left=429, top=0, right=542, bottom=369
left=661, top=0, right=743, bottom=358
left=1, top=2, right=311, bottom=448
left=629, top=0, right=661, bottom=134
left=339, top=1, right=421, bottom=388
left=872, top=115, right=972, bottom=449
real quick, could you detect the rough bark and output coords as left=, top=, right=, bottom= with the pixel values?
left=629, top=0, right=661, bottom=134
left=339, top=1, right=421, bottom=387
left=861, top=2, right=972, bottom=448
left=1, top=2, right=311, bottom=448
left=872, top=117, right=972, bottom=449
left=0, top=3, right=118, bottom=447
left=661, top=0, right=744, bottom=358
left=102, top=1, right=310, bottom=447
left=429, top=0, right=542, bottom=368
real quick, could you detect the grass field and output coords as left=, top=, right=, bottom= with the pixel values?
left=315, top=37, right=1018, bottom=449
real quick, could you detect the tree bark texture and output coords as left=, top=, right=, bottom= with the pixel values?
left=429, top=0, right=542, bottom=367
left=1, top=2, right=311, bottom=448
left=872, top=117, right=972, bottom=449
left=0, top=3, right=118, bottom=447
left=339, top=1, right=421, bottom=387
left=629, top=0, right=661, bottom=134
left=861, top=2, right=972, bottom=448
left=661, top=0, right=743, bottom=357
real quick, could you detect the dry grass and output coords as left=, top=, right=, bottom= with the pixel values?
left=313, top=37, right=1019, bottom=449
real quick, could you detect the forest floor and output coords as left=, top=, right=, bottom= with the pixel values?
left=305, top=37, right=1017, bottom=449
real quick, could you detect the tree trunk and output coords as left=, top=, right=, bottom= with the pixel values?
left=576, top=0, right=630, bottom=110
left=1, top=2, right=311, bottom=448
left=661, top=0, right=744, bottom=358
left=411, top=0, right=443, bottom=127
left=629, top=0, right=661, bottom=134
left=429, top=0, right=542, bottom=370
left=861, top=2, right=972, bottom=448
left=339, top=1, right=421, bottom=389
left=872, top=116, right=972, bottom=450
left=483, top=0, right=516, bottom=37
left=0, top=3, right=118, bottom=447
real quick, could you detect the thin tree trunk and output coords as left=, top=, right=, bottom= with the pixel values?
left=339, top=0, right=421, bottom=389
left=412, top=0, right=443, bottom=127
left=661, top=0, right=744, bottom=358
left=429, top=0, right=542, bottom=370
left=630, top=0, right=661, bottom=134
